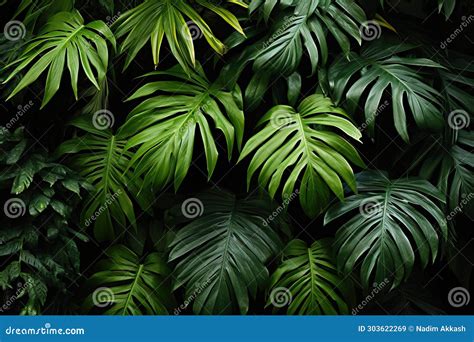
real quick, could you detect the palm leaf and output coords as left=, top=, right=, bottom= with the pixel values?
left=328, top=40, right=445, bottom=142
left=267, top=239, right=354, bottom=314
left=84, top=245, right=173, bottom=315
left=413, top=129, right=473, bottom=215
left=114, top=0, right=246, bottom=71
left=118, top=64, right=244, bottom=191
left=57, top=116, right=153, bottom=241
left=225, top=0, right=366, bottom=108
left=3, top=10, right=115, bottom=108
left=14, top=0, right=75, bottom=30
left=239, top=94, right=365, bottom=217
left=168, top=190, right=283, bottom=314
left=325, top=171, right=448, bottom=289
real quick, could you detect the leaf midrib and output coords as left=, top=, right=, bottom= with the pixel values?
left=215, top=197, right=238, bottom=301
left=122, top=263, right=144, bottom=315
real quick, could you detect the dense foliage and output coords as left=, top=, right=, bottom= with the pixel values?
left=0, top=0, right=472, bottom=315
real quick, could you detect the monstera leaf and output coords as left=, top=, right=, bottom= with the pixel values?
left=239, top=94, right=365, bottom=217
left=57, top=117, right=153, bottom=241
left=267, top=239, right=354, bottom=314
left=118, top=64, right=244, bottom=191
left=84, top=245, right=173, bottom=315
left=325, top=171, right=448, bottom=289
left=328, top=40, right=445, bottom=142
left=114, top=0, right=246, bottom=71
left=3, top=10, right=115, bottom=108
left=168, top=190, right=283, bottom=314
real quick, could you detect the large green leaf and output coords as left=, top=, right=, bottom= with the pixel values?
left=325, top=171, right=448, bottom=289
left=328, top=40, right=445, bottom=142
left=267, top=239, right=354, bottom=314
left=239, top=94, right=365, bottom=217
left=118, top=64, right=244, bottom=191
left=225, top=0, right=366, bottom=108
left=414, top=129, right=473, bottom=215
left=14, top=0, right=75, bottom=30
left=57, top=117, right=153, bottom=241
left=114, top=0, right=246, bottom=71
left=84, top=245, right=173, bottom=315
left=3, top=10, right=115, bottom=108
left=168, top=190, right=283, bottom=314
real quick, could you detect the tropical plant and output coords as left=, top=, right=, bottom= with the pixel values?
left=3, top=10, right=115, bottom=108
left=0, top=126, right=90, bottom=314
left=114, top=0, right=247, bottom=71
left=0, top=0, right=472, bottom=317
left=225, top=0, right=367, bottom=108
left=411, top=128, right=473, bottom=214
left=84, top=244, right=174, bottom=315
left=168, top=190, right=283, bottom=314
left=239, top=94, right=365, bottom=217
left=118, top=64, right=244, bottom=191
left=267, top=239, right=354, bottom=314
left=57, top=116, right=153, bottom=241
left=327, top=40, right=445, bottom=142
left=14, top=0, right=75, bottom=30
left=325, top=171, right=448, bottom=289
